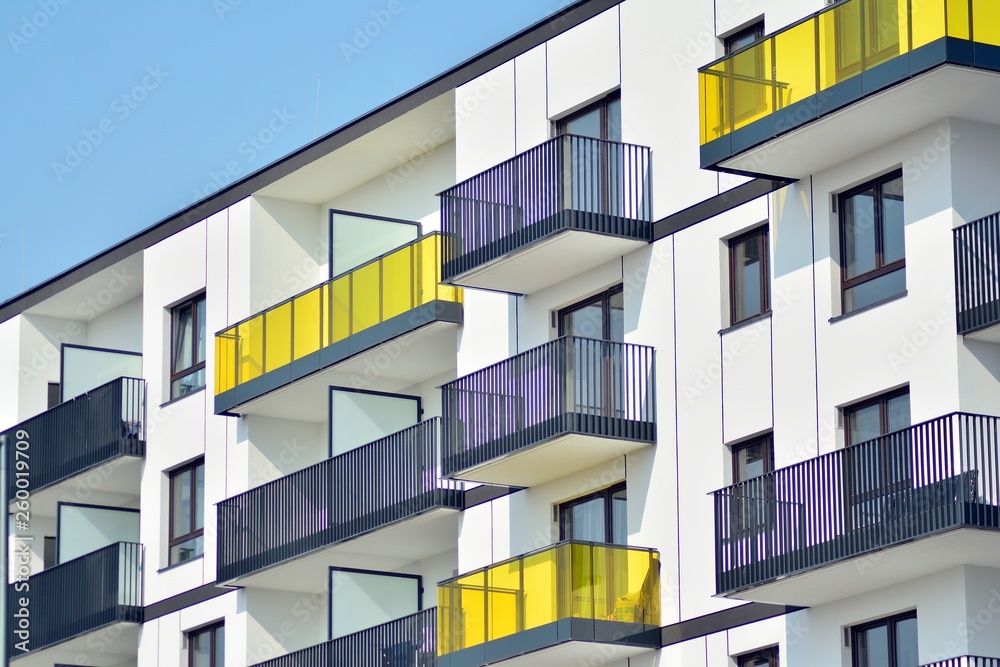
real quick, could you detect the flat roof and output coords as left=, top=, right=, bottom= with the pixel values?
left=0, top=0, right=623, bottom=324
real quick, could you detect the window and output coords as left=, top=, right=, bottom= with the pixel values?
left=169, top=458, right=205, bottom=565
left=559, top=483, right=627, bottom=545
left=851, top=611, right=917, bottom=667
left=557, top=93, right=623, bottom=216
left=731, top=434, right=775, bottom=536
left=558, top=286, right=625, bottom=416
left=732, top=434, right=774, bottom=483
left=833, top=0, right=902, bottom=83
left=725, top=22, right=764, bottom=55
left=188, top=622, right=224, bottom=667
left=839, top=171, right=905, bottom=313
left=556, top=92, right=621, bottom=142
left=729, top=225, right=770, bottom=324
left=171, top=293, right=206, bottom=399
left=738, top=646, right=779, bottom=667
left=724, top=22, right=767, bottom=128
left=843, top=389, right=910, bottom=529
left=558, top=285, right=624, bottom=342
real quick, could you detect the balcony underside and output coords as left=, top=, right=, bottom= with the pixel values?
left=720, top=525, right=1000, bottom=607
left=217, top=306, right=460, bottom=420
left=223, top=505, right=460, bottom=590
left=438, top=619, right=658, bottom=667
left=10, top=620, right=139, bottom=666
left=962, top=309, right=1000, bottom=342
left=446, top=419, right=654, bottom=487
left=445, top=220, right=648, bottom=295
left=14, top=455, right=142, bottom=517
left=705, top=51, right=1000, bottom=179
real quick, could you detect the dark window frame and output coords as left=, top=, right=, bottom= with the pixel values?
left=851, top=610, right=917, bottom=667
left=187, top=621, right=224, bottom=667
left=730, top=434, right=775, bottom=538
left=557, top=284, right=624, bottom=341
left=838, top=170, right=905, bottom=314
left=724, top=21, right=765, bottom=55
left=169, top=458, right=205, bottom=565
left=737, top=645, right=779, bottom=667
left=728, top=224, right=771, bottom=325
left=732, top=433, right=775, bottom=484
left=843, top=387, right=910, bottom=447
left=558, top=481, right=627, bottom=545
left=555, top=91, right=622, bottom=141
left=843, top=388, right=911, bottom=531
left=170, top=292, right=207, bottom=399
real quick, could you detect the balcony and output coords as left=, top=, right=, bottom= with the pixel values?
left=922, top=659, right=1000, bottom=667
left=955, top=211, right=1000, bottom=337
left=8, top=542, right=143, bottom=666
left=442, top=337, right=655, bottom=487
left=698, top=0, right=1000, bottom=178
left=251, top=609, right=437, bottom=667
left=214, top=232, right=463, bottom=418
left=4, top=377, right=144, bottom=515
left=217, top=418, right=463, bottom=586
left=437, top=541, right=660, bottom=667
left=713, top=413, right=1000, bottom=606
left=439, top=135, right=652, bottom=295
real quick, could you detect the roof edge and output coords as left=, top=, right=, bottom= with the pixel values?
left=0, top=0, right=624, bottom=324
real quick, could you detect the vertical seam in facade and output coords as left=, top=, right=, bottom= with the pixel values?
left=618, top=5, right=623, bottom=90
left=671, top=234, right=682, bottom=622
left=769, top=195, right=775, bottom=430
left=720, top=327, right=725, bottom=444
left=513, top=57, right=518, bottom=154
left=810, top=176, right=820, bottom=456
left=544, top=43, right=549, bottom=122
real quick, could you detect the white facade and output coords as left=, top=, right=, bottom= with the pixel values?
left=5, top=1, right=1000, bottom=666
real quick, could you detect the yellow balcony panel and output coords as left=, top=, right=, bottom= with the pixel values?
left=698, top=0, right=1000, bottom=179
left=438, top=541, right=660, bottom=667
left=214, top=232, right=462, bottom=418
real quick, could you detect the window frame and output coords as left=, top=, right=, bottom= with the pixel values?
left=558, top=482, right=627, bottom=545
left=170, top=292, right=207, bottom=399
left=728, top=224, right=771, bottom=325
left=187, top=621, right=224, bottom=667
left=850, top=610, right=917, bottom=667
left=557, top=284, right=624, bottom=341
left=168, top=457, right=205, bottom=565
left=724, top=22, right=765, bottom=55
left=843, top=387, right=910, bottom=447
left=555, top=91, right=622, bottom=141
left=737, top=645, right=779, bottom=667
left=730, top=434, right=775, bottom=538
left=838, top=170, right=905, bottom=314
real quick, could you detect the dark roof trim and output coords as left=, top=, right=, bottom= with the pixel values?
left=0, top=0, right=623, bottom=324
left=144, top=581, right=232, bottom=621
left=660, top=602, right=805, bottom=647
left=652, top=178, right=794, bottom=240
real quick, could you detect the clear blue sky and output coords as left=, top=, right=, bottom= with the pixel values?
left=0, top=0, right=569, bottom=303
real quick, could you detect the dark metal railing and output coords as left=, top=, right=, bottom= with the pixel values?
left=218, top=419, right=463, bottom=582
left=8, top=541, right=143, bottom=657
left=441, top=336, right=656, bottom=479
left=922, top=658, right=1000, bottom=667
left=439, top=134, right=652, bottom=281
left=713, top=413, right=1000, bottom=595
left=4, top=377, right=145, bottom=497
left=251, top=608, right=437, bottom=667
left=955, top=212, right=1000, bottom=334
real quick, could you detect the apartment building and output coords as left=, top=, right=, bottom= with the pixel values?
left=5, top=0, right=1000, bottom=665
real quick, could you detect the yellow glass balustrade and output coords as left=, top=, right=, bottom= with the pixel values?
left=437, top=542, right=660, bottom=657
left=214, top=232, right=463, bottom=395
left=698, top=0, right=995, bottom=147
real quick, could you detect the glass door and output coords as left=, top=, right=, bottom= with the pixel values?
left=559, top=286, right=624, bottom=417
